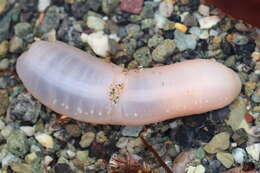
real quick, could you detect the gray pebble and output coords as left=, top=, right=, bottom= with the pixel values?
left=148, top=34, right=164, bottom=48
left=174, top=30, right=197, bottom=51
left=7, top=130, right=29, bottom=157
left=121, top=126, right=143, bottom=137
left=14, top=22, right=32, bottom=39
left=232, top=33, right=249, bottom=45
left=133, top=47, right=152, bottom=67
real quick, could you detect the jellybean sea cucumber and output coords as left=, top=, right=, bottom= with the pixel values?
left=16, top=41, right=241, bottom=125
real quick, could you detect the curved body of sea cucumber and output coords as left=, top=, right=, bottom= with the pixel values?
left=16, top=41, right=241, bottom=125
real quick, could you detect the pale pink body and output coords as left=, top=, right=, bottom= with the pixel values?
left=16, top=41, right=241, bottom=125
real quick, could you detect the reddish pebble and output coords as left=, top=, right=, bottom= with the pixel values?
left=244, top=113, right=254, bottom=123
left=120, top=0, right=144, bottom=14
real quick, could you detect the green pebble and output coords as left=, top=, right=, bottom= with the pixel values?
left=148, top=34, right=164, bottom=48
left=0, top=40, right=9, bottom=57
left=152, top=39, right=176, bottom=62
left=133, top=47, right=152, bottom=67
left=7, top=130, right=29, bottom=157
left=14, top=22, right=32, bottom=39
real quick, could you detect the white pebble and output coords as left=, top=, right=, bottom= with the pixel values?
left=20, top=126, right=35, bottom=137
left=35, top=133, right=54, bottom=149
left=199, top=16, right=220, bottom=29
left=159, top=1, right=173, bottom=17
left=38, top=0, right=50, bottom=12
left=198, top=4, right=210, bottom=16
left=246, top=143, right=260, bottom=161
left=186, top=165, right=205, bottom=173
left=232, top=148, right=247, bottom=164
left=81, top=31, right=110, bottom=57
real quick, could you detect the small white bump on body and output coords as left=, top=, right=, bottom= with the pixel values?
left=65, top=105, right=69, bottom=110
left=165, top=109, right=170, bottom=113
left=134, top=113, right=138, bottom=117
left=77, top=107, right=82, bottom=114
left=84, top=112, right=89, bottom=115
left=98, top=112, right=102, bottom=116
left=194, top=101, right=198, bottom=105
left=205, top=99, right=209, bottom=103
left=52, top=99, right=57, bottom=105
left=90, top=110, right=94, bottom=115
left=61, top=103, right=65, bottom=107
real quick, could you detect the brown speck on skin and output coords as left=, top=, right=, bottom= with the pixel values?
left=108, top=83, right=125, bottom=104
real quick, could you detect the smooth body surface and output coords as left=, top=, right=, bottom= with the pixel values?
left=16, top=41, right=241, bottom=125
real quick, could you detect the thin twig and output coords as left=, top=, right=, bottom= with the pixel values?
left=140, top=136, right=173, bottom=173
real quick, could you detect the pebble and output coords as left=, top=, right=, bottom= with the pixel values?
left=10, top=163, right=32, bottom=173
left=216, top=152, right=234, bottom=168
left=159, top=0, right=173, bottom=17
left=7, top=130, right=30, bottom=157
left=102, top=0, right=120, bottom=14
left=65, top=124, right=81, bottom=137
left=0, top=89, right=8, bottom=116
left=0, top=40, right=9, bottom=57
left=186, top=165, right=205, bottom=173
left=172, top=150, right=196, bottom=173
left=96, top=131, right=107, bottom=143
left=54, top=163, right=73, bottom=173
left=246, top=143, right=260, bottom=161
left=244, top=82, right=256, bottom=97
left=2, top=154, right=20, bottom=168
left=38, top=0, right=50, bottom=11
left=232, top=148, right=247, bottom=164
left=141, top=18, right=155, bottom=29
left=126, top=24, right=142, bottom=38
left=0, top=0, right=7, bottom=14
left=231, top=129, right=248, bottom=146
left=0, top=58, right=9, bottom=70
left=87, top=16, right=106, bottom=31
left=20, top=126, right=35, bottom=137
left=252, top=90, right=260, bottom=103
left=0, top=119, right=5, bottom=130
left=9, top=36, right=23, bottom=53
left=148, top=34, right=164, bottom=48
left=82, top=31, right=110, bottom=57
left=204, top=132, right=230, bottom=154
left=7, top=93, right=41, bottom=124
left=35, top=133, right=54, bottom=149
left=39, top=6, right=61, bottom=33
left=120, top=0, right=144, bottom=14
left=232, top=33, right=249, bottom=45
left=195, top=147, right=205, bottom=160
left=121, top=126, right=143, bottom=137
left=14, top=22, right=32, bottom=39
left=133, top=47, right=152, bottom=67
left=198, top=16, right=220, bottom=29
left=175, top=23, right=188, bottom=33
left=189, top=27, right=209, bottom=39
left=174, top=30, right=197, bottom=51
left=226, top=97, right=250, bottom=133
left=76, top=150, right=89, bottom=162
left=79, top=132, right=95, bottom=148
left=198, top=4, right=209, bottom=16
left=152, top=39, right=176, bottom=62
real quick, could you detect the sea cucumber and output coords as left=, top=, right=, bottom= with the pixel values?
left=16, top=41, right=241, bottom=125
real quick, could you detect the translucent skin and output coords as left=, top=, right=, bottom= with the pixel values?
left=16, top=41, right=241, bottom=125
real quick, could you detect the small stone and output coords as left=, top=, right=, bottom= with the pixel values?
left=82, top=31, right=110, bottom=57
left=120, top=0, right=144, bottom=14
left=251, top=52, right=260, bottom=62
left=224, top=56, right=236, bottom=67
left=183, top=15, right=197, bottom=27
left=76, top=150, right=89, bottom=162
left=252, top=89, right=260, bottom=103
left=39, top=6, right=61, bottom=33
left=204, top=132, right=230, bottom=154
left=7, top=130, right=29, bottom=157
left=0, top=58, right=9, bottom=70
left=96, top=131, right=107, bottom=143
left=189, top=27, right=209, bottom=39
left=246, top=143, right=260, bottom=161
left=216, top=152, right=234, bottom=168
left=152, top=39, right=176, bottom=62
left=174, top=30, right=197, bottom=51
left=25, top=152, right=38, bottom=163
left=65, top=124, right=81, bottom=137
left=79, top=132, right=95, bottom=148
left=180, top=0, right=189, bottom=5
left=0, top=40, right=9, bottom=57
left=54, top=163, right=72, bottom=173
left=175, top=23, right=188, bottom=33
left=0, top=89, right=8, bottom=116
left=159, top=1, right=173, bottom=17
left=0, top=0, right=7, bottom=14
left=199, top=16, right=220, bottom=29
left=244, top=82, right=256, bottom=97
left=35, top=133, right=54, bottom=149
left=232, top=33, right=249, bottom=45
left=20, top=126, right=35, bottom=137
left=38, top=0, right=50, bottom=11
left=148, top=34, right=164, bottom=48
left=231, top=129, right=248, bottom=146
left=172, top=150, right=196, bottom=173
left=7, top=93, right=41, bottom=124
left=10, top=163, right=32, bottom=173
left=235, top=23, right=250, bottom=32
left=195, top=147, right=205, bottom=160
left=141, top=18, right=155, bottom=29
left=121, top=126, right=143, bottom=137
left=0, top=119, right=5, bottom=130
left=198, top=4, right=209, bottom=16
left=133, top=47, right=152, bottom=67
left=232, top=148, right=247, bottom=164
left=226, top=97, right=250, bottom=133
left=102, top=0, right=120, bottom=14
left=87, top=16, right=106, bottom=31
left=14, top=22, right=32, bottom=39
left=9, top=36, right=23, bottom=53
left=126, top=24, right=141, bottom=38
left=186, top=165, right=205, bottom=173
